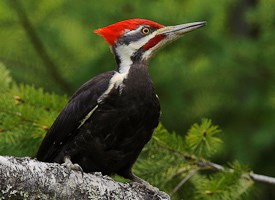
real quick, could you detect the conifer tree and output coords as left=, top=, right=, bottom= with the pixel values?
left=2, top=63, right=273, bottom=199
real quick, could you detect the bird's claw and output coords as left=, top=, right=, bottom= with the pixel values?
left=62, top=156, right=84, bottom=177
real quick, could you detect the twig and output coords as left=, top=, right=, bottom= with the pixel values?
left=9, top=0, right=72, bottom=93
left=153, top=137, right=275, bottom=186
left=197, top=160, right=275, bottom=185
left=170, top=169, right=198, bottom=196
left=249, top=172, right=275, bottom=185
left=197, top=160, right=225, bottom=171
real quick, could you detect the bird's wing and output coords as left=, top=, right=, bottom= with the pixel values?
left=36, top=71, right=115, bottom=161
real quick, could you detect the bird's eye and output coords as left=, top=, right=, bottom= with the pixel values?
left=141, top=27, right=150, bottom=35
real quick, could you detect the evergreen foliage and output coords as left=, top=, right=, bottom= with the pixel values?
left=0, top=65, right=255, bottom=199
left=0, top=64, right=67, bottom=156
left=185, top=118, right=222, bottom=158
left=0, top=63, right=12, bottom=92
left=135, top=121, right=254, bottom=199
left=1, top=1, right=274, bottom=198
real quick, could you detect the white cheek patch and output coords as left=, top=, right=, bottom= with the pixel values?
left=115, top=32, right=157, bottom=73
left=103, top=28, right=160, bottom=103
left=128, top=33, right=157, bottom=50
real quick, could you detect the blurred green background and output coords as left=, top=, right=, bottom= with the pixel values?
left=0, top=0, right=275, bottom=199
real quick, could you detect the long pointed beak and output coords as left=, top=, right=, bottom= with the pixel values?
left=157, top=21, right=207, bottom=39
left=142, top=21, right=206, bottom=60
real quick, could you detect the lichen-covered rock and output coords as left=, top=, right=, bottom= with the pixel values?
left=0, top=156, right=170, bottom=200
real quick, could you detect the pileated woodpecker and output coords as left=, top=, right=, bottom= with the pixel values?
left=36, top=19, right=206, bottom=184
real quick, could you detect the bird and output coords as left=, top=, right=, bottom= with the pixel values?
left=36, top=18, right=206, bottom=185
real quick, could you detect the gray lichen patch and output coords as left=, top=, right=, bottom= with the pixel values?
left=0, top=156, right=170, bottom=200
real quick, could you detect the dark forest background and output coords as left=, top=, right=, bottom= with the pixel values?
left=0, top=0, right=274, bottom=199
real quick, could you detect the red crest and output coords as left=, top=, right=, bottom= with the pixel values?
left=94, top=19, right=164, bottom=45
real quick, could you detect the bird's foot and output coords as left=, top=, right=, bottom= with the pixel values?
left=62, top=156, right=84, bottom=177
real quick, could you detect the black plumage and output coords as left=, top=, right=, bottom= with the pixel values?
left=36, top=18, right=206, bottom=183
left=36, top=62, right=160, bottom=179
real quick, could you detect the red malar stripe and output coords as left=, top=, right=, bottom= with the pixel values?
left=143, top=35, right=166, bottom=50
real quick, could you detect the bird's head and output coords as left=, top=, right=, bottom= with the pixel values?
left=95, top=19, right=206, bottom=72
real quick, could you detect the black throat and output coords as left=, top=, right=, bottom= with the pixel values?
left=123, top=61, right=153, bottom=100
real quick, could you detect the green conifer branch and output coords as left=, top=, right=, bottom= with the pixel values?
left=1, top=64, right=275, bottom=200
